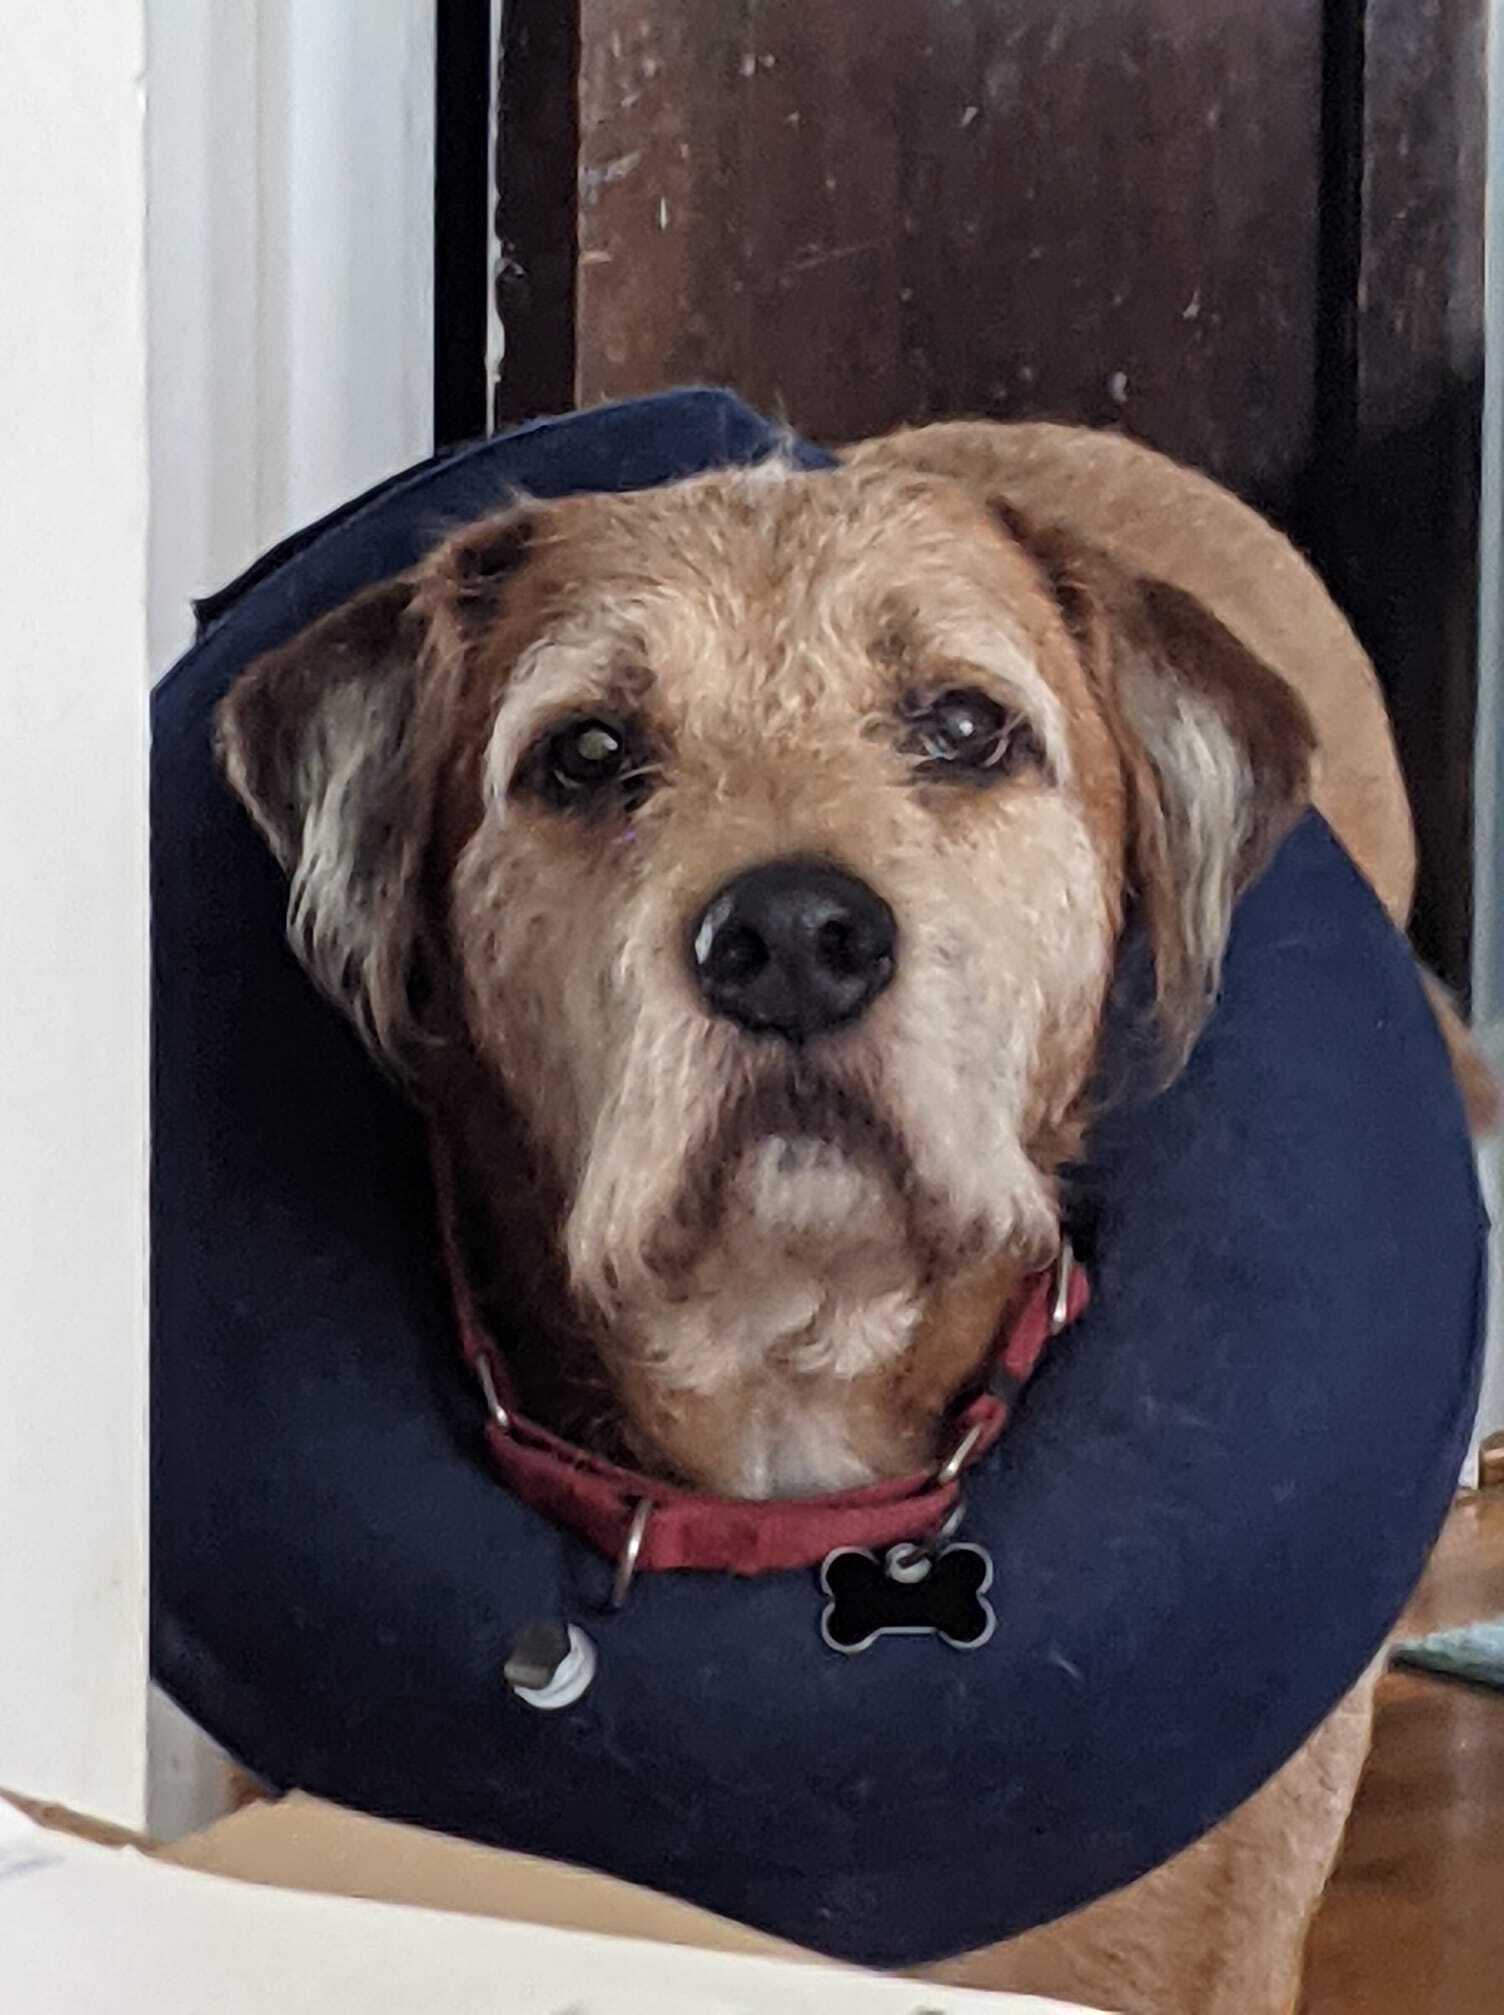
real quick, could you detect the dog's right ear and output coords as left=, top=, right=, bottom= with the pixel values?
left=215, top=507, right=536, bottom=1068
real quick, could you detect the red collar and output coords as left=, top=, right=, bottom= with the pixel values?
left=433, top=1137, right=1088, bottom=1585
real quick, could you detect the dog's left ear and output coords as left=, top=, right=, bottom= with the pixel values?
left=997, top=504, right=1316, bottom=1067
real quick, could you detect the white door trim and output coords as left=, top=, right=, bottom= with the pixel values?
left=147, top=0, right=437, bottom=676
left=0, top=3, right=153, bottom=1831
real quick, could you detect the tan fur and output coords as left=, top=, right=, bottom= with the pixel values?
left=217, top=418, right=1493, bottom=2015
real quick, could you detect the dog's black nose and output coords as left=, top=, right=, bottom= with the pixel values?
left=691, top=859, right=897, bottom=1042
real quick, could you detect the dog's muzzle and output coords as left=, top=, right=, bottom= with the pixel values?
left=690, top=856, right=897, bottom=1043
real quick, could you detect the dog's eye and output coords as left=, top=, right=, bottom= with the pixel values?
left=551, top=719, right=627, bottom=785
left=536, top=716, right=647, bottom=807
left=902, top=689, right=1043, bottom=780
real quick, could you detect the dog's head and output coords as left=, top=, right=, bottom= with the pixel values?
left=218, top=455, right=1311, bottom=1495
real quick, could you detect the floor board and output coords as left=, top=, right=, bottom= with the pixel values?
left=1299, top=1491, right=1504, bottom=2014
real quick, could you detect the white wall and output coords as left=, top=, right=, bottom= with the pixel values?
left=0, top=6, right=152, bottom=1826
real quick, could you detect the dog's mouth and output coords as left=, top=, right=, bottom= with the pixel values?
left=646, top=1060, right=922, bottom=1282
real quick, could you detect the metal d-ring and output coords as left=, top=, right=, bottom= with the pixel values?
left=1050, top=1237, right=1076, bottom=1335
left=934, top=1420, right=984, bottom=1488
left=611, top=1498, right=653, bottom=1610
left=475, top=1354, right=512, bottom=1434
left=885, top=1542, right=934, bottom=1584
left=888, top=1496, right=969, bottom=1579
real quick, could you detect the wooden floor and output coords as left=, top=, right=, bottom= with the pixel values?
left=1299, top=1490, right=1504, bottom=2014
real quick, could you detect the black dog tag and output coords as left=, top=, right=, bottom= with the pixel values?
left=819, top=1541, right=996, bottom=1654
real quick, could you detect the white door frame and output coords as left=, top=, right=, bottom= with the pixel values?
left=0, top=1, right=153, bottom=1833
left=147, top=0, right=437, bottom=676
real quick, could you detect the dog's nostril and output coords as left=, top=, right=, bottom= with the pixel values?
left=815, top=917, right=872, bottom=979
left=707, top=921, right=768, bottom=985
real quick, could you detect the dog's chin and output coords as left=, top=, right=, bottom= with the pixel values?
left=581, top=1068, right=1039, bottom=1496
left=727, top=1134, right=905, bottom=1255
left=602, top=1128, right=932, bottom=1493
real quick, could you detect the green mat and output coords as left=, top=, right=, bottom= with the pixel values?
left=1393, top=1618, right=1504, bottom=1691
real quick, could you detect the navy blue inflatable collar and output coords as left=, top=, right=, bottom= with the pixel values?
left=152, top=389, right=1487, bottom=1965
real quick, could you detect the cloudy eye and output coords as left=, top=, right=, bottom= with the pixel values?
left=532, top=715, right=652, bottom=810
left=551, top=718, right=627, bottom=784
left=902, top=688, right=1044, bottom=781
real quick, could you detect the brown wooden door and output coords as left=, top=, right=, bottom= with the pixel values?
left=493, top=0, right=1484, bottom=994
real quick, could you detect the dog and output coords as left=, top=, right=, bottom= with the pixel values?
left=217, top=417, right=1495, bottom=2015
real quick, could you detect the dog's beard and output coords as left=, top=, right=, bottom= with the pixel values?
left=549, top=997, right=1071, bottom=1494
left=726, top=1135, right=895, bottom=1251
left=649, top=1059, right=923, bottom=1282
left=556, top=928, right=1072, bottom=1359
left=561, top=1019, right=1046, bottom=1323
left=607, top=1060, right=934, bottom=1464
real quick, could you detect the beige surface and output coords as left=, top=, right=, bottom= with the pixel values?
left=0, top=1794, right=1112, bottom=2014
left=159, top=1789, right=813, bottom=1963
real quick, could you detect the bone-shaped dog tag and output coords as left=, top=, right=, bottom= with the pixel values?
left=819, top=1541, right=996, bottom=1654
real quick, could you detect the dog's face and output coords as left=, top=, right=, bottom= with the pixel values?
left=219, top=455, right=1311, bottom=1496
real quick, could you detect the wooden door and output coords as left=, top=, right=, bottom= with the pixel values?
left=492, top=0, right=1485, bottom=994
